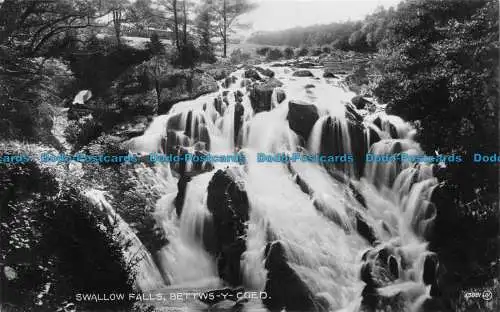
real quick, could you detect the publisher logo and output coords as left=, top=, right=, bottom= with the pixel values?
left=482, top=290, right=493, bottom=301
left=462, top=288, right=495, bottom=301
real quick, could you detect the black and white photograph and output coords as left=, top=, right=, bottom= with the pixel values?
left=0, top=0, right=498, bottom=311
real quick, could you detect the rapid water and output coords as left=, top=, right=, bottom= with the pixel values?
left=121, top=64, right=439, bottom=311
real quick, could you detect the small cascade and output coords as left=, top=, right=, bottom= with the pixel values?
left=83, top=189, right=166, bottom=291
left=155, top=172, right=220, bottom=287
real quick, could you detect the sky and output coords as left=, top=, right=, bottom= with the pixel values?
left=240, top=0, right=402, bottom=32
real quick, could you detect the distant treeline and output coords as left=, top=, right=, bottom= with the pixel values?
left=248, top=6, right=395, bottom=52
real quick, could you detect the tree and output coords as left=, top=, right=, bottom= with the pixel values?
left=214, top=0, right=256, bottom=58
left=195, top=0, right=217, bottom=63
left=158, top=0, right=193, bottom=53
left=126, top=0, right=158, bottom=36
left=0, top=0, right=111, bottom=54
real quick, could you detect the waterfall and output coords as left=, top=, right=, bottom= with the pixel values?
left=119, top=63, right=439, bottom=311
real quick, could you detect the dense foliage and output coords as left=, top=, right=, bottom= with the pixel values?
left=0, top=156, right=134, bottom=311
left=374, top=0, right=498, bottom=196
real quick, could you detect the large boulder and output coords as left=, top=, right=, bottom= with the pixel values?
left=276, top=89, right=286, bottom=104
left=262, top=241, right=317, bottom=311
left=234, top=102, right=244, bottom=146
left=206, top=169, right=249, bottom=286
left=249, top=78, right=283, bottom=113
left=287, top=100, right=319, bottom=140
left=295, top=62, right=316, bottom=68
left=174, top=174, right=192, bottom=216
left=244, top=68, right=262, bottom=81
left=255, top=66, right=275, bottom=78
left=72, top=90, right=93, bottom=105
left=323, top=72, right=338, bottom=78
left=159, top=72, right=218, bottom=113
left=351, top=95, right=372, bottom=110
left=292, top=70, right=314, bottom=77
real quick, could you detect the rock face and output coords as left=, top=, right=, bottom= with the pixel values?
left=234, top=102, right=244, bottom=146
left=276, top=89, right=286, bottom=104
left=262, top=241, right=317, bottom=311
left=323, top=72, right=338, bottom=78
left=206, top=169, right=249, bottom=286
left=159, top=72, right=218, bottom=113
left=73, top=90, right=93, bottom=105
left=249, top=78, right=283, bottom=113
left=295, top=62, right=316, bottom=68
left=292, top=70, right=314, bottom=77
left=287, top=100, right=319, bottom=140
left=244, top=68, right=262, bottom=81
left=255, top=66, right=275, bottom=78
left=174, top=174, right=192, bottom=216
left=351, top=95, right=372, bottom=110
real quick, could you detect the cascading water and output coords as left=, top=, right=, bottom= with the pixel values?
left=123, top=63, right=440, bottom=311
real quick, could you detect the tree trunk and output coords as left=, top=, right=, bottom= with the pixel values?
left=173, top=0, right=180, bottom=52
left=223, top=0, right=227, bottom=58
left=182, top=0, right=187, bottom=46
left=113, top=9, right=122, bottom=47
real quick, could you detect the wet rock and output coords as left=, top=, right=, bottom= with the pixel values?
left=175, top=174, right=192, bottom=216
left=323, top=72, right=338, bottom=78
left=372, top=116, right=382, bottom=130
left=366, top=127, right=381, bottom=148
left=159, top=72, right=219, bottom=113
left=167, top=112, right=183, bottom=131
left=287, top=100, right=319, bottom=140
left=244, top=68, right=262, bottom=81
left=295, top=62, right=316, bottom=68
left=263, top=241, right=317, bottom=312
left=292, top=70, right=314, bottom=77
left=234, top=90, right=244, bottom=103
left=240, top=78, right=252, bottom=88
left=207, top=169, right=249, bottom=286
left=234, top=102, right=244, bottom=146
left=113, top=116, right=149, bottom=139
left=356, top=215, right=378, bottom=245
left=249, top=78, right=283, bottom=113
left=222, top=76, right=237, bottom=88
left=388, top=255, right=399, bottom=279
left=389, top=123, right=398, bottom=139
left=213, top=96, right=226, bottom=115
left=72, top=90, right=93, bottom=105
left=351, top=95, right=372, bottom=110
left=348, top=181, right=366, bottom=208
left=255, top=66, right=275, bottom=78
left=345, top=103, right=363, bottom=123
left=3, top=266, right=17, bottom=281
left=276, top=89, right=286, bottom=104
left=423, top=254, right=438, bottom=286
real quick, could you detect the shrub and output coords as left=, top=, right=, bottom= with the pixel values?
left=0, top=159, right=134, bottom=311
left=283, top=47, right=294, bottom=59
left=65, top=115, right=103, bottom=150
left=256, top=46, right=271, bottom=56
left=322, top=46, right=331, bottom=54
left=266, top=48, right=284, bottom=61
left=311, top=48, right=323, bottom=56
left=230, top=48, right=251, bottom=64
left=146, top=32, right=165, bottom=56
left=172, top=42, right=200, bottom=68
left=296, top=47, right=309, bottom=57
